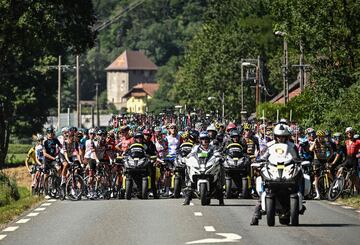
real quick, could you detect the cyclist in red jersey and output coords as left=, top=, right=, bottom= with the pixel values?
left=342, top=127, right=360, bottom=193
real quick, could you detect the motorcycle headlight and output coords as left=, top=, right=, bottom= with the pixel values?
left=200, top=163, right=206, bottom=172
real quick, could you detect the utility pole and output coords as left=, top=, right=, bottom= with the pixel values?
left=57, top=56, right=61, bottom=129
left=284, top=38, right=289, bottom=104
left=95, top=83, right=100, bottom=127
left=221, top=92, right=225, bottom=123
left=299, top=43, right=304, bottom=92
left=255, top=56, right=261, bottom=109
left=76, top=55, right=80, bottom=128
left=240, top=58, right=244, bottom=113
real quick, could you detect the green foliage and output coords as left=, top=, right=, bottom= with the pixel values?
left=173, top=0, right=277, bottom=119
left=0, top=172, right=20, bottom=207
left=0, top=186, right=42, bottom=225
left=8, top=144, right=32, bottom=155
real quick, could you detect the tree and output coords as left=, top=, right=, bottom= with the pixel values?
left=0, top=0, right=96, bottom=168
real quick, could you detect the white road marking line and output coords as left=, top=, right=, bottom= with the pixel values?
left=186, top=233, right=242, bottom=244
left=16, top=219, right=30, bottom=224
left=329, top=202, right=340, bottom=205
left=190, top=202, right=194, bottom=206
left=3, top=226, right=19, bottom=232
left=47, top=199, right=57, bottom=202
left=204, top=226, right=216, bottom=232
left=194, top=212, right=203, bottom=216
left=34, top=207, right=46, bottom=211
left=41, top=203, right=52, bottom=206
left=27, top=212, right=39, bottom=217
left=0, top=235, right=7, bottom=240
left=341, top=206, right=354, bottom=209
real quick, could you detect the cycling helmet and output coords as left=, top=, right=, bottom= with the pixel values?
left=273, top=124, right=290, bottom=136
left=199, top=131, right=209, bottom=139
left=230, top=130, right=240, bottom=138
left=206, top=124, right=217, bottom=132
left=226, top=122, right=237, bottom=132
left=68, top=127, right=78, bottom=136
left=306, top=127, right=315, bottom=134
left=325, top=129, right=332, bottom=137
left=169, top=123, right=177, bottom=129
left=36, top=134, right=44, bottom=141
left=46, top=126, right=55, bottom=133
left=354, top=134, right=359, bottom=140
left=134, top=132, right=144, bottom=138
left=97, top=129, right=106, bottom=136
left=316, top=129, right=325, bottom=137
left=243, top=123, right=251, bottom=131
left=121, top=125, right=130, bottom=132
left=189, top=130, right=199, bottom=142
left=61, top=127, right=69, bottom=134
left=89, top=128, right=96, bottom=134
left=299, top=137, right=309, bottom=146
left=154, top=126, right=161, bottom=133
left=345, top=127, right=354, bottom=133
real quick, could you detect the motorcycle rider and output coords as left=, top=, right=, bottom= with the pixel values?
left=143, top=128, right=159, bottom=198
left=206, top=124, right=217, bottom=142
left=183, top=131, right=224, bottom=206
left=250, top=124, right=302, bottom=225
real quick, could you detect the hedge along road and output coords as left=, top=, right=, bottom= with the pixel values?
left=0, top=198, right=359, bottom=245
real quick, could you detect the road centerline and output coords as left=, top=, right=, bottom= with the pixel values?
left=194, top=212, right=203, bottom=216
left=204, top=226, right=216, bottom=232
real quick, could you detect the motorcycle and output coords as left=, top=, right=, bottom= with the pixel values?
left=185, top=149, right=222, bottom=206
left=252, top=143, right=311, bottom=226
left=222, top=143, right=250, bottom=199
left=123, top=144, right=152, bottom=200
left=172, top=142, right=194, bottom=198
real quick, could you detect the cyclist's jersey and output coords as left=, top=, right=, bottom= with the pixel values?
left=79, top=136, right=87, bottom=151
left=155, top=138, right=168, bottom=158
left=103, top=140, right=116, bottom=161
left=94, top=139, right=107, bottom=160
left=35, top=144, right=44, bottom=162
left=243, top=136, right=258, bottom=156
left=62, top=140, right=79, bottom=161
left=26, top=147, right=36, bottom=163
left=44, top=138, right=62, bottom=158
left=312, top=141, right=332, bottom=160
left=334, top=144, right=346, bottom=162
left=256, top=134, right=271, bottom=157
left=166, top=134, right=180, bottom=156
left=345, top=139, right=360, bottom=158
left=84, top=139, right=96, bottom=159
left=117, top=136, right=135, bottom=153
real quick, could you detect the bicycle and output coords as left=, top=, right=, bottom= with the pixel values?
left=327, top=166, right=355, bottom=201
left=44, top=162, right=63, bottom=199
left=65, top=161, right=85, bottom=201
left=94, top=161, right=112, bottom=199
left=32, top=165, right=45, bottom=196
left=317, top=164, right=333, bottom=199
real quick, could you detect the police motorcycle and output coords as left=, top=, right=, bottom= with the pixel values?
left=123, top=143, right=153, bottom=200
left=223, top=142, right=250, bottom=199
left=252, top=143, right=311, bottom=226
left=172, top=142, right=194, bottom=198
left=185, top=145, right=223, bottom=206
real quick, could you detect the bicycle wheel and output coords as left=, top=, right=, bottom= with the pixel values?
left=66, top=175, right=84, bottom=201
left=45, top=175, right=61, bottom=199
left=318, top=175, right=332, bottom=199
left=327, top=176, right=344, bottom=201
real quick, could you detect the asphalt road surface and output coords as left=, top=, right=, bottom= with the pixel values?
left=1, top=198, right=359, bottom=245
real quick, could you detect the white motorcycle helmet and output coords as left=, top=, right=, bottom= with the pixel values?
left=273, top=124, right=290, bottom=137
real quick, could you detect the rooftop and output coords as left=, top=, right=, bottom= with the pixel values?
left=105, top=50, right=158, bottom=71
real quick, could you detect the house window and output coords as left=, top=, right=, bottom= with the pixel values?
left=144, top=70, right=149, bottom=77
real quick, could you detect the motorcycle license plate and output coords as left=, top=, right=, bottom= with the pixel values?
left=277, top=164, right=284, bottom=170
left=134, top=158, right=140, bottom=161
left=233, top=158, right=239, bottom=161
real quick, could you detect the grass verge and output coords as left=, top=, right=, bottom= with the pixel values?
left=337, top=196, right=360, bottom=209
left=0, top=186, right=43, bottom=228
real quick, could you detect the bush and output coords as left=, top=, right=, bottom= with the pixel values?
left=0, top=172, right=20, bottom=207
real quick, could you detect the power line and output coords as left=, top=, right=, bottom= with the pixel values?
left=93, top=0, right=146, bottom=32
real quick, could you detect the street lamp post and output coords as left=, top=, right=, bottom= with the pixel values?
left=241, top=60, right=257, bottom=121
left=208, top=92, right=225, bottom=123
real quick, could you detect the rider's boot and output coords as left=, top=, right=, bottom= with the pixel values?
left=250, top=200, right=262, bottom=226
left=182, top=189, right=192, bottom=205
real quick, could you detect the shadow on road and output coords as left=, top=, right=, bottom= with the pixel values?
left=208, top=204, right=255, bottom=207
left=298, top=223, right=359, bottom=227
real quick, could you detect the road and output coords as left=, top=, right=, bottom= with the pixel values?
left=0, top=198, right=359, bottom=245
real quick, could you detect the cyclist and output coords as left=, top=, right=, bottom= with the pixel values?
left=61, top=127, right=82, bottom=186
left=28, top=134, right=45, bottom=189
left=256, top=124, right=271, bottom=158
left=309, top=129, right=334, bottom=199
left=329, top=132, right=346, bottom=178
left=115, top=125, right=134, bottom=155
left=341, top=127, right=360, bottom=193
left=143, top=128, right=159, bottom=198
left=242, top=123, right=259, bottom=161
